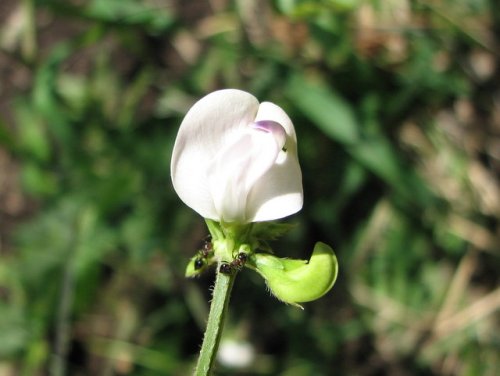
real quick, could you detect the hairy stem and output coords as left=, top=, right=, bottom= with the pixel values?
left=194, top=266, right=236, bottom=376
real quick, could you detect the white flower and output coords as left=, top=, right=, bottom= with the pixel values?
left=171, top=89, right=303, bottom=223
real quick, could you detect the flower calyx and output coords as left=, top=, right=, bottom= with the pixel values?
left=185, top=220, right=338, bottom=308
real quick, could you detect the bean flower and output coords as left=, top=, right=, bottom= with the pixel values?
left=171, top=89, right=337, bottom=309
left=170, top=89, right=303, bottom=224
left=172, top=89, right=337, bottom=376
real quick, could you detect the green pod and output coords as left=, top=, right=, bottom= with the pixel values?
left=253, top=242, right=338, bottom=307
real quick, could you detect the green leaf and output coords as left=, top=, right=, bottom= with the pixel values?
left=286, top=73, right=359, bottom=145
left=348, top=137, right=402, bottom=188
left=15, top=102, right=50, bottom=162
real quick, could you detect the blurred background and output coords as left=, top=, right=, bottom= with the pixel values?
left=0, top=0, right=499, bottom=375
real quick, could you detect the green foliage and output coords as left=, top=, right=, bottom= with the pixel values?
left=286, top=73, right=359, bottom=145
left=0, top=0, right=498, bottom=374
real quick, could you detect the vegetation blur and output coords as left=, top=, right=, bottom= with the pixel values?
left=1, top=0, right=499, bottom=375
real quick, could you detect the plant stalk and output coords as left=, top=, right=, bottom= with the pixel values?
left=194, top=265, right=236, bottom=376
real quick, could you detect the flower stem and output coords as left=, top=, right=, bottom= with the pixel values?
left=194, top=265, right=236, bottom=376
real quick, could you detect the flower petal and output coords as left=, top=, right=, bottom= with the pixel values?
left=246, top=102, right=303, bottom=221
left=171, top=90, right=303, bottom=223
left=256, top=102, right=298, bottom=152
left=208, top=121, right=285, bottom=222
left=171, top=89, right=259, bottom=220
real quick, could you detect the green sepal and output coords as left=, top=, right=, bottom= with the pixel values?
left=250, top=221, right=296, bottom=253
left=205, top=218, right=224, bottom=240
left=251, top=242, right=338, bottom=308
left=251, top=221, right=296, bottom=241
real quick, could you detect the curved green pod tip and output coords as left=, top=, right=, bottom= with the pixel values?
left=253, top=242, right=338, bottom=307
